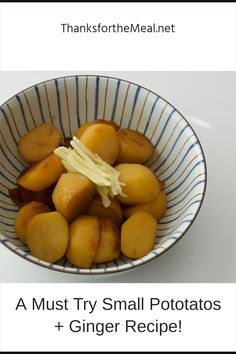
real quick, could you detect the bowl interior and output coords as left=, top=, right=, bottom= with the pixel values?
left=0, top=75, right=206, bottom=275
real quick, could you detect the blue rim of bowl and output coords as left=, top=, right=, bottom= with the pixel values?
left=0, top=74, right=207, bottom=276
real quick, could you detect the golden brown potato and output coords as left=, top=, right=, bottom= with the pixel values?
left=66, top=215, right=100, bottom=268
left=123, top=191, right=167, bottom=221
left=79, top=124, right=119, bottom=165
left=26, top=211, right=69, bottom=263
left=18, top=123, right=62, bottom=163
left=75, top=119, right=119, bottom=139
left=116, top=129, right=153, bottom=164
left=115, top=163, right=161, bottom=205
left=52, top=173, right=95, bottom=223
left=8, top=185, right=55, bottom=208
left=18, top=154, right=64, bottom=192
left=88, top=196, right=123, bottom=225
left=15, top=201, right=50, bottom=244
left=93, top=218, right=120, bottom=264
left=121, top=211, right=157, bottom=259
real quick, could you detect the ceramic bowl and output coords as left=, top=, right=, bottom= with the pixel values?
left=0, top=75, right=207, bottom=275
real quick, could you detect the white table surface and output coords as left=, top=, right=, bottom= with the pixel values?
left=0, top=71, right=235, bottom=283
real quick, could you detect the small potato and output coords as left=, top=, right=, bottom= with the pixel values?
left=79, top=124, right=119, bottom=165
left=88, top=196, right=123, bottom=225
left=75, top=119, right=119, bottom=139
left=123, top=191, right=167, bottom=221
left=26, top=211, right=69, bottom=263
left=15, top=201, right=50, bottom=244
left=52, top=173, right=95, bottom=223
left=8, top=185, right=55, bottom=208
left=121, top=211, right=157, bottom=259
left=18, top=123, right=62, bottom=163
left=93, top=218, right=120, bottom=264
left=18, top=154, right=64, bottom=192
left=67, top=215, right=100, bottom=268
left=116, top=164, right=161, bottom=205
left=116, top=129, right=153, bottom=164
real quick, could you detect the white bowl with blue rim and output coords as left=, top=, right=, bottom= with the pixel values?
left=0, top=75, right=207, bottom=275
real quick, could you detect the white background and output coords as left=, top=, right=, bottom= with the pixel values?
left=0, top=283, right=235, bottom=352
left=0, top=3, right=235, bottom=71
left=0, top=71, right=235, bottom=283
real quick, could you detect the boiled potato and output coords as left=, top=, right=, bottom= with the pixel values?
left=18, top=154, right=64, bottom=192
left=18, top=123, right=62, bottom=163
left=79, top=124, right=119, bottom=165
left=66, top=215, right=100, bottom=268
left=121, top=211, right=157, bottom=259
left=88, top=196, right=123, bottom=225
left=123, top=191, right=167, bottom=221
left=75, top=119, right=119, bottom=139
left=115, top=164, right=161, bottom=205
left=8, top=185, right=55, bottom=208
left=116, top=129, right=153, bottom=164
left=26, top=211, right=69, bottom=263
left=93, top=218, right=120, bottom=264
left=15, top=201, right=50, bottom=244
left=52, top=173, right=95, bottom=223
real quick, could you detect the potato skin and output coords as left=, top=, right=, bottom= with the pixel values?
left=75, top=119, right=119, bottom=139
left=15, top=201, right=50, bottom=244
left=121, top=211, right=157, bottom=259
left=9, top=185, right=55, bottom=209
left=93, top=218, right=120, bottom=264
left=66, top=215, right=100, bottom=268
left=52, top=173, right=95, bottom=223
left=123, top=191, right=167, bottom=221
left=18, top=123, right=62, bottom=163
left=116, top=129, right=153, bottom=164
left=17, top=154, right=64, bottom=192
left=26, top=211, right=69, bottom=263
left=79, top=124, right=119, bottom=165
left=88, top=196, right=123, bottom=225
left=115, top=163, right=161, bottom=205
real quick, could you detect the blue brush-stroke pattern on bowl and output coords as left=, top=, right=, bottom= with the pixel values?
left=0, top=75, right=207, bottom=275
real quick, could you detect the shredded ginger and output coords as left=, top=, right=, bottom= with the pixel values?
left=54, top=136, right=126, bottom=207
